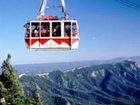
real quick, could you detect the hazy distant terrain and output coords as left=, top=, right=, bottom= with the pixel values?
left=15, top=56, right=140, bottom=74
left=20, top=60, right=140, bottom=105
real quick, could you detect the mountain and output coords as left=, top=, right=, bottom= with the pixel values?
left=15, top=56, right=140, bottom=74
left=19, top=60, right=140, bottom=105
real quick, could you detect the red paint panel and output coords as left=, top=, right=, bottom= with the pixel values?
left=53, top=38, right=71, bottom=46
left=39, top=39, right=49, bottom=45
left=64, top=39, right=71, bottom=46
left=25, top=39, right=30, bottom=46
left=53, top=39, right=62, bottom=44
left=25, top=39, right=38, bottom=46
left=31, top=39, right=39, bottom=45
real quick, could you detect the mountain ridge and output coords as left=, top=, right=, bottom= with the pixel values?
left=15, top=56, right=140, bottom=74
left=20, top=60, right=140, bottom=105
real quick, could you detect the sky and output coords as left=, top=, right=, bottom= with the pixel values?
left=0, top=0, right=140, bottom=64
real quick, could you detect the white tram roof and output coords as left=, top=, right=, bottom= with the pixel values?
left=28, top=19, right=78, bottom=23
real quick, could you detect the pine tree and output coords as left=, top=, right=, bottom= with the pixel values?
left=0, top=54, right=43, bottom=105
left=34, top=84, right=43, bottom=105
left=0, top=54, right=26, bottom=105
left=0, top=82, right=7, bottom=105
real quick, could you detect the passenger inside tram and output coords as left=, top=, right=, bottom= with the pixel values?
left=26, top=28, right=30, bottom=37
left=41, top=24, right=50, bottom=37
left=32, top=25, right=39, bottom=37
left=72, top=23, right=78, bottom=37
left=52, top=22, right=61, bottom=37
left=25, top=23, right=30, bottom=37
left=64, top=22, right=71, bottom=37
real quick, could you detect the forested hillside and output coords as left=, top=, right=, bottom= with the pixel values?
left=20, top=60, right=140, bottom=105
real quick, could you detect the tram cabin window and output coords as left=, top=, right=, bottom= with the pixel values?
left=31, top=23, right=39, bottom=37
left=64, top=22, right=71, bottom=37
left=41, top=22, right=50, bottom=37
left=52, top=22, right=61, bottom=37
left=25, top=23, right=30, bottom=38
left=72, top=23, right=78, bottom=37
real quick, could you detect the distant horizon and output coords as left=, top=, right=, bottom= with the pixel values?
left=12, top=55, right=140, bottom=65
left=0, top=55, right=140, bottom=74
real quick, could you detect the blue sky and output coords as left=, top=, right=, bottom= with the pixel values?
left=0, top=0, right=140, bottom=64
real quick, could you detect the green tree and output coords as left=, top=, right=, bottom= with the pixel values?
left=0, top=82, right=7, bottom=105
left=34, top=84, right=43, bottom=105
left=0, top=54, right=26, bottom=105
left=0, top=54, right=43, bottom=105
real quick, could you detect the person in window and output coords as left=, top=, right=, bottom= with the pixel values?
left=45, top=25, right=50, bottom=37
left=41, top=25, right=49, bottom=37
left=72, top=24, right=77, bottom=37
left=41, top=26, right=45, bottom=37
left=56, top=26, right=61, bottom=37
left=53, top=27, right=57, bottom=36
left=25, top=23, right=30, bottom=37
left=65, top=25, right=71, bottom=37
left=26, top=28, right=30, bottom=37
left=53, top=25, right=61, bottom=37
left=32, top=26, right=39, bottom=37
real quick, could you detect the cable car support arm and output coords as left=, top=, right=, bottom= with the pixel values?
left=36, top=0, right=48, bottom=20
left=36, top=0, right=68, bottom=20
left=61, top=0, right=68, bottom=19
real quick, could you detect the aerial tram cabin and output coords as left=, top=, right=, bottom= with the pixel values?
left=25, top=19, right=79, bottom=50
left=24, top=0, right=80, bottom=50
